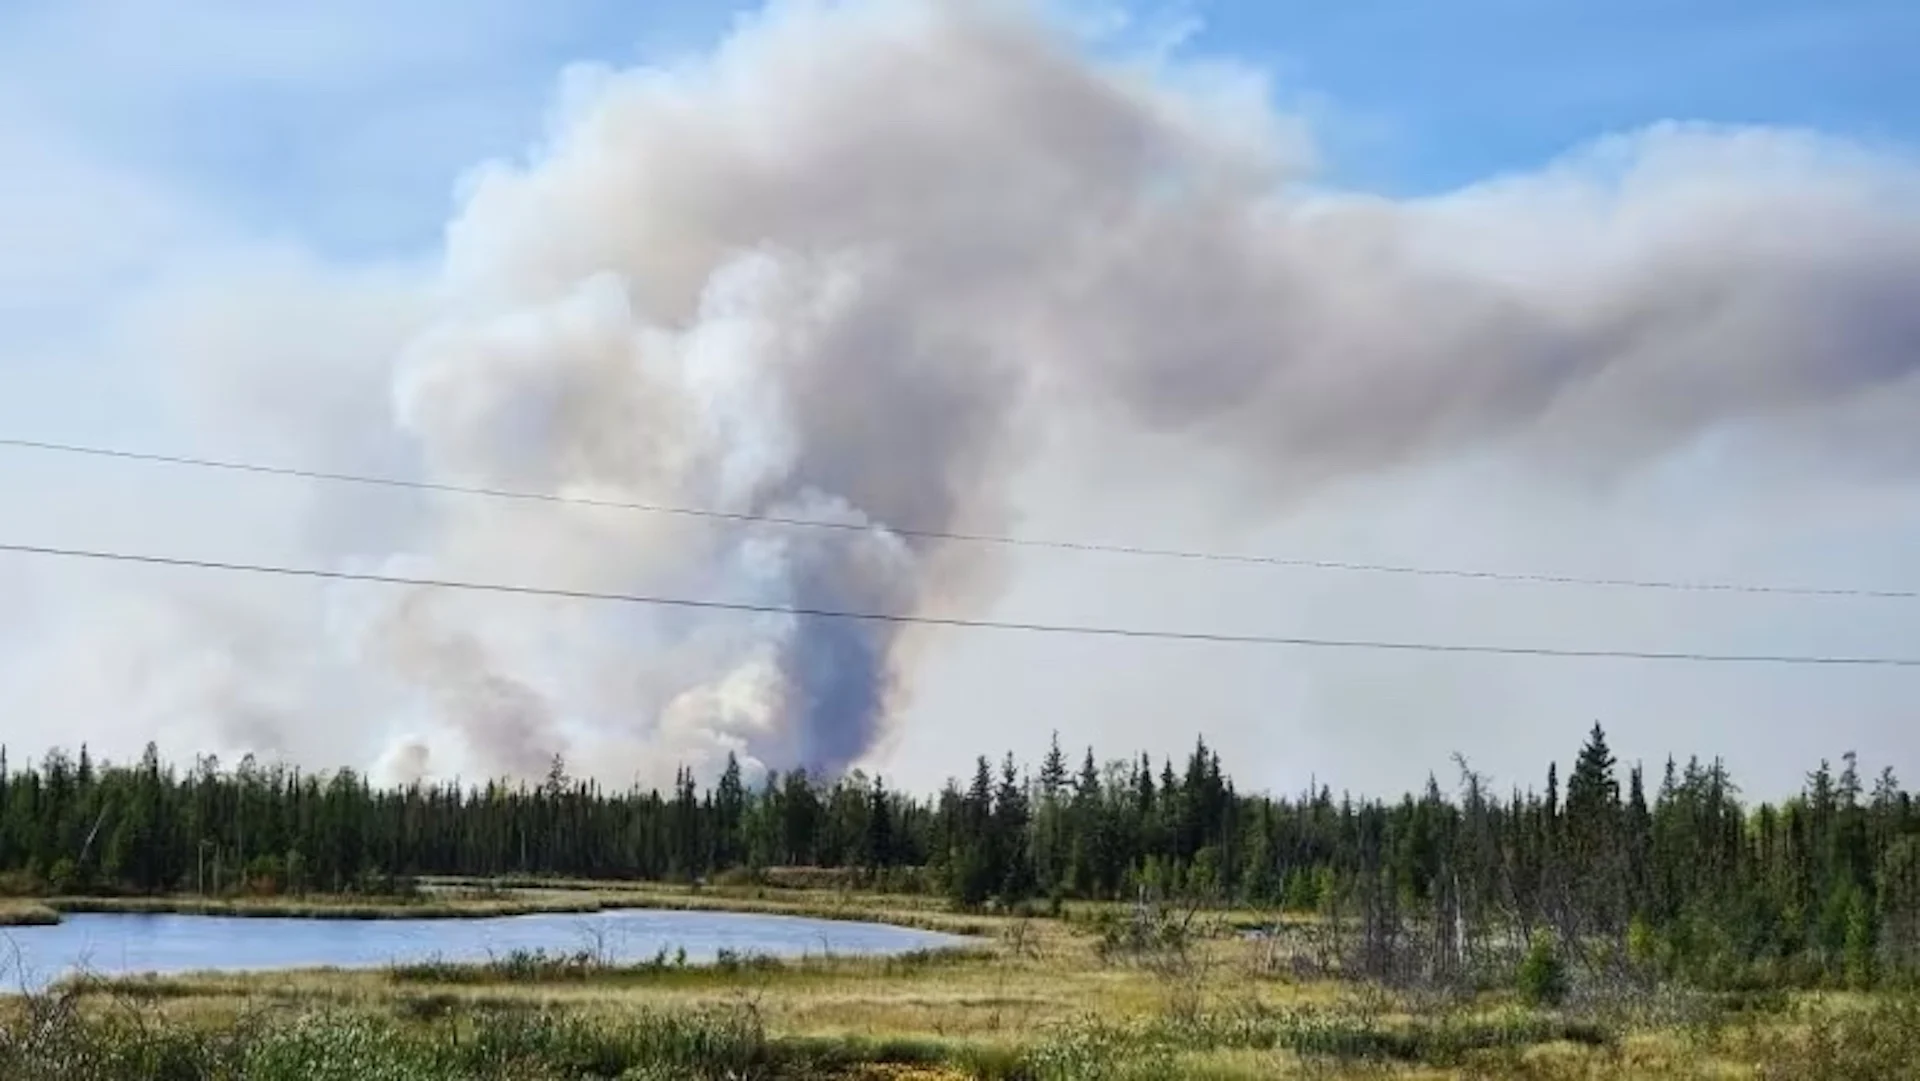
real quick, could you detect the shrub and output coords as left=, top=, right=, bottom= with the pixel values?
left=1024, top=1017, right=1177, bottom=1081
left=1627, top=914, right=1660, bottom=973
left=0, top=868, right=43, bottom=897
left=1516, top=931, right=1569, bottom=1007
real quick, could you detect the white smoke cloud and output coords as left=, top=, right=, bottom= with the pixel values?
left=4, top=0, right=1918, bottom=792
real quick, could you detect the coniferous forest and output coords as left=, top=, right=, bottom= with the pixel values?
left=2, top=725, right=1917, bottom=990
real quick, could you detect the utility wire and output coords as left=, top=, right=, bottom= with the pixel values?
left=1, top=539, right=1915, bottom=667
left=3, top=435, right=1904, bottom=599
left=0, top=436, right=1909, bottom=600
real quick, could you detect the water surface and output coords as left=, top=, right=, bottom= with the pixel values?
left=0, top=908, right=967, bottom=993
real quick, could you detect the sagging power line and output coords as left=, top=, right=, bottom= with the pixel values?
left=1, top=539, right=1915, bottom=668
left=0, top=436, right=1910, bottom=600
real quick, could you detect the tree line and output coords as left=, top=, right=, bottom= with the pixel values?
left=0, top=726, right=1916, bottom=987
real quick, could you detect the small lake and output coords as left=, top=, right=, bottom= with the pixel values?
left=0, top=909, right=970, bottom=993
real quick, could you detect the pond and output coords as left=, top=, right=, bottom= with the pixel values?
left=0, top=908, right=970, bottom=993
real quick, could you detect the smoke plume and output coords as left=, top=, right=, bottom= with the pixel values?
left=9, top=0, right=1920, bottom=788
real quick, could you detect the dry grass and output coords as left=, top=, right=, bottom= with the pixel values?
left=20, top=888, right=1919, bottom=1078
left=31, top=880, right=987, bottom=930
left=0, top=901, right=59, bottom=927
left=45, top=891, right=608, bottom=920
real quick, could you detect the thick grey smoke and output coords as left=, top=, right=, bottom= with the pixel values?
left=363, top=0, right=1918, bottom=782
left=8, top=0, right=1920, bottom=788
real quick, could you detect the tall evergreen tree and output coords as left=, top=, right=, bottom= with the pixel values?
left=1039, top=734, right=1068, bottom=800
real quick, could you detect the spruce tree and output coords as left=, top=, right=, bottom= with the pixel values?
left=1039, top=733, right=1068, bottom=800
left=1625, top=763, right=1653, bottom=918
left=865, top=776, right=892, bottom=871
left=994, top=754, right=1032, bottom=899
left=1565, top=724, right=1624, bottom=936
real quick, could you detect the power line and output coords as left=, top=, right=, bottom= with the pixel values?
left=0, top=435, right=1911, bottom=600
left=1, top=539, right=1915, bottom=667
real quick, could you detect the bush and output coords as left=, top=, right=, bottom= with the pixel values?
left=1627, top=915, right=1661, bottom=972
left=712, top=948, right=783, bottom=974
left=1024, top=1017, right=1177, bottom=1081
left=708, top=867, right=764, bottom=890
left=1516, top=931, right=1569, bottom=1007
left=1845, top=888, right=1878, bottom=989
left=0, top=868, right=43, bottom=897
left=1090, top=904, right=1194, bottom=964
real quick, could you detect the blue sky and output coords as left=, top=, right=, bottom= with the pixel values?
left=6, top=0, right=1916, bottom=257
left=1191, top=0, right=1919, bottom=192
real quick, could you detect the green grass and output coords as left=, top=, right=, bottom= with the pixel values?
left=18, top=989, right=1893, bottom=1080
left=37, top=881, right=998, bottom=935
left=384, top=945, right=998, bottom=989
left=594, top=892, right=996, bottom=938
left=474, top=880, right=1001, bottom=938
left=18, top=884, right=1920, bottom=1079
left=0, top=1001, right=789, bottom=1080
left=45, top=892, right=608, bottom=920
left=0, top=998, right=1632, bottom=1081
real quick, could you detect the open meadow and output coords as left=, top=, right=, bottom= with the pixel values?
left=4, top=882, right=1916, bottom=1080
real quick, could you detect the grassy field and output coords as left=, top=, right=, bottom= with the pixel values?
left=450, top=879, right=1002, bottom=937
left=18, top=880, right=996, bottom=932
left=42, top=890, right=609, bottom=921
left=4, top=887, right=1917, bottom=1078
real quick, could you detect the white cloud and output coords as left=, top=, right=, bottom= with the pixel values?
left=2, top=0, right=1917, bottom=799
